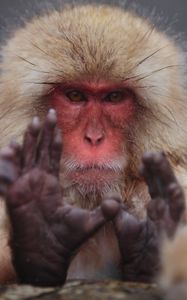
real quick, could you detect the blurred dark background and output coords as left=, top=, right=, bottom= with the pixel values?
left=0, top=0, right=187, bottom=41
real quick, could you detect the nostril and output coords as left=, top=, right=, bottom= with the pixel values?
left=84, top=133, right=105, bottom=146
left=96, top=136, right=104, bottom=145
left=85, top=136, right=92, bottom=144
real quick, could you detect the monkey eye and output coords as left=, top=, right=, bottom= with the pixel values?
left=104, top=91, right=124, bottom=103
left=66, top=90, right=86, bottom=103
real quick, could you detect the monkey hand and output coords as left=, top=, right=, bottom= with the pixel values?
left=114, top=152, right=185, bottom=283
left=0, top=110, right=120, bottom=287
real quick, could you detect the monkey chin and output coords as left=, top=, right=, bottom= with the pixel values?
left=72, top=167, right=121, bottom=186
left=61, top=165, right=125, bottom=209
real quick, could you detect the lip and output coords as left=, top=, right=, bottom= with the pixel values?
left=61, top=157, right=126, bottom=175
left=73, top=165, right=115, bottom=171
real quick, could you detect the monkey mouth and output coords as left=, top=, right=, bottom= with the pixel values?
left=73, top=166, right=118, bottom=175
left=62, top=159, right=125, bottom=174
left=72, top=165, right=120, bottom=172
left=67, top=165, right=120, bottom=179
left=61, top=158, right=126, bottom=190
left=62, top=160, right=124, bottom=187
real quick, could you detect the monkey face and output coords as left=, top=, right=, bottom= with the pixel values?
left=48, top=80, right=135, bottom=190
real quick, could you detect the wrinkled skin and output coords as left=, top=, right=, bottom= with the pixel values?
left=114, top=152, right=185, bottom=282
left=0, top=110, right=185, bottom=286
left=0, top=110, right=120, bottom=286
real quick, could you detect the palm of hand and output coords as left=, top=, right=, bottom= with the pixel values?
left=0, top=110, right=120, bottom=286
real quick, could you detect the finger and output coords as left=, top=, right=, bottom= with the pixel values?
left=60, top=199, right=120, bottom=237
left=140, top=152, right=164, bottom=198
left=51, top=128, right=62, bottom=177
left=0, top=159, right=18, bottom=196
left=22, top=116, right=41, bottom=171
left=0, top=146, right=15, bottom=161
left=147, top=197, right=167, bottom=222
left=141, top=152, right=176, bottom=199
left=140, top=163, right=160, bottom=198
left=0, top=146, right=20, bottom=183
left=0, top=142, right=22, bottom=197
left=85, top=199, right=120, bottom=233
left=37, top=109, right=57, bottom=171
left=114, top=207, right=141, bottom=236
left=9, top=139, right=22, bottom=168
left=113, top=207, right=146, bottom=259
left=167, top=182, right=185, bottom=222
left=151, top=152, right=176, bottom=187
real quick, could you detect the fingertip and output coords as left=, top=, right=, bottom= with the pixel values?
left=30, top=117, right=41, bottom=134
left=0, top=146, right=14, bottom=158
left=48, top=108, right=56, bottom=116
left=101, top=198, right=120, bottom=219
left=142, top=151, right=166, bottom=167
left=142, top=151, right=154, bottom=163
left=47, top=109, right=57, bottom=127
left=32, top=116, right=40, bottom=126
left=153, top=152, right=165, bottom=164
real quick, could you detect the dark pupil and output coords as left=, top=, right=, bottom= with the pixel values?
left=69, top=91, right=82, bottom=101
left=109, top=92, right=121, bottom=102
left=111, top=93, right=118, bottom=98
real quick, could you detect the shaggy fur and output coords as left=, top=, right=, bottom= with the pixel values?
left=0, top=3, right=187, bottom=284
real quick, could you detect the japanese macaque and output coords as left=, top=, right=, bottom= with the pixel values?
left=0, top=2, right=186, bottom=287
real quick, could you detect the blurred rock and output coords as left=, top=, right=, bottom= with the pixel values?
left=0, top=281, right=165, bottom=300
left=1, top=280, right=187, bottom=300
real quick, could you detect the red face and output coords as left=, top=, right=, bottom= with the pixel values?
left=49, top=81, right=136, bottom=189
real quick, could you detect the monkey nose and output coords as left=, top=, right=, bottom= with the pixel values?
left=84, top=129, right=105, bottom=146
